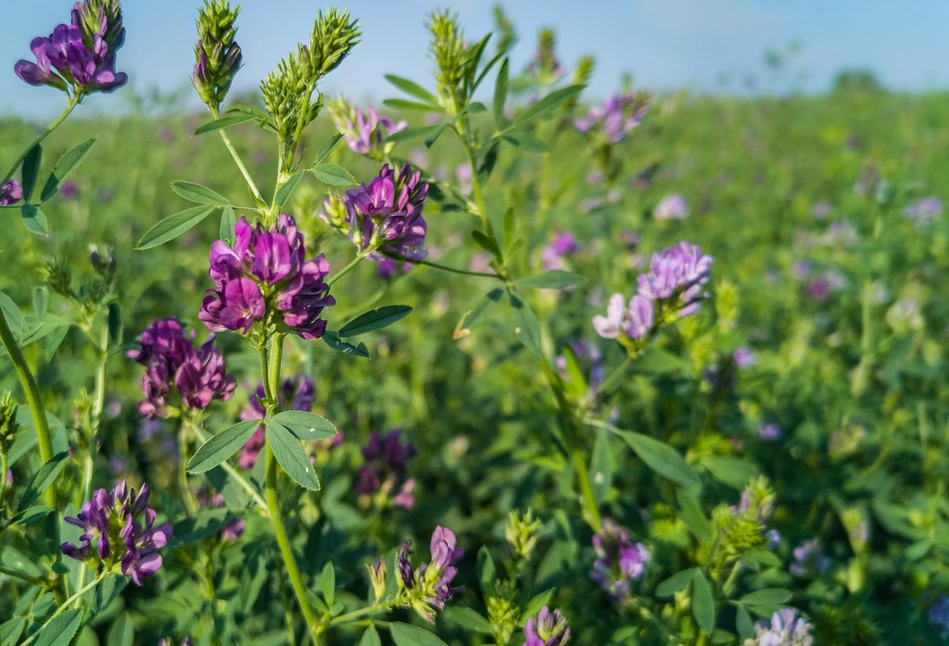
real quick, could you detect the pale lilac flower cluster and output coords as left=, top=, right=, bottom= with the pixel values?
left=811, top=200, right=831, bottom=219
left=593, top=242, right=713, bottom=341
left=15, top=0, right=127, bottom=94
left=743, top=609, right=814, bottom=646
left=238, top=375, right=318, bottom=469
left=397, top=526, right=465, bottom=622
left=904, top=197, right=943, bottom=228
left=590, top=518, right=650, bottom=602
left=654, top=194, right=689, bottom=221
left=327, top=99, right=407, bottom=156
left=199, top=215, right=335, bottom=340
left=525, top=606, right=571, bottom=646
left=357, top=429, right=417, bottom=509
left=575, top=93, right=649, bottom=144
left=790, top=539, right=830, bottom=578
left=759, top=423, right=783, bottom=441
left=62, top=481, right=173, bottom=586
left=734, top=346, right=756, bottom=368
left=129, top=318, right=236, bottom=419
left=0, top=180, right=23, bottom=206
left=541, top=232, right=579, bottom=272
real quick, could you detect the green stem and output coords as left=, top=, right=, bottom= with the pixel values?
left=406, top=257, right=498, bottom=279
left=595, top=356, right=634, bottom=399
left=327, top=252, right=368, bottom=288
left=1, top=97, right=80, bottom=186
left=572, top=447, right=602, bottom=534
left=329, top=598, right=400, bottom=626
left=191, top=424, right=269, bottom=514
left=209, top=106, right=266, bottom=208
left=179, top=420, right=199, bottom=515
left=0, top=306, right=53, bottom=504
left=0, top=452, right=7, bottom=510
left=463, top=140, right=491, bottom=233
left=20, top=574, right=103, bottom=646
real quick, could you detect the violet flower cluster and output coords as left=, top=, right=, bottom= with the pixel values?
left=321, top=163, right=429, bottom=263
left=593, top=242, right=713, bottom=343
left=524, top=606, right=571, bottom=646
left=575, top=92, right=649, bottom=144
left=327, top=98, right=407, bottom=156
left=743, top=609, right=814, bottom=646
left=15, top=0, right=127, bottom=94
left=356, top=429, right=416, bottom=509
left=541, top=232, right=579, bottom=272
left=129, top=318, right=236, bottom=419
left=903, top=197, right=943, bottom=228
left=789, top=539, right=831, bottom=578
left=199, top=215, right=335, bottom=340
left=62, top=481, right=173, bottom=586
left=238, top=375, right=319, bottom=468
left=397, top=526, right=464, bottom=622
left=590, top=518, right=650, bottom=602
left=654, top=193, right=690, bottom=221
left=0, top=180, right=23, bottom=206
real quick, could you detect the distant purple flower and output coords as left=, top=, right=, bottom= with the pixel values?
left=790, top=539, right=830, bottom=578
left=620, top=231, right=640, bottom=250
left=328, top=100, right=407, bottom=156
left=525, top=606, right=571, bottom=646
left=904, top=197, right=943, bottom=227
left=590, top=518, right=649, bottom=602
left=200, top=215, right=335, bottom=340
left=928, top=595, right=949, bottom=636
left=356, top=429, right=417, bottom=509
left=759, top=423, right=782, bottom=441
left=654, top=194, right=689, bottom=221
left=541, top=232, right=579, bottom=272
left=746, top=609, right=814, bottom=646
left=805, top=270, right=845, bottom=301
left=575, top=93, right=649, bottom=144
left=238, top=375, right=317, bottom=468
left=812, top=201, right=831, bottom=219
left=397, top=526, right=464, bottom=622
left=587, top=170, right=604, bottom=186
left=455, top=163, right=473, bottom=194
left=0, top=180, right=23, bottom=206
left=62, top=481, right=172, bottom=586
left=60, top=179, right=79, bottom=200
left=767, top=529, right=782, bottom=550
left=378, top=258, right=414, bottom=280
left=734, top=346, right=756, bottom=368
left=129, top=318, right=236, bottom=419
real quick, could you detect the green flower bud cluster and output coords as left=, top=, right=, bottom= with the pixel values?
left=486, top=580, right=520, bottom=646
left=428, top=10, right=469, bottom=117
left=193, top=0, right=243, bottom=110
left=505, top=508, right=543, bottom=564
left=0, top=392, right=19, bottom=456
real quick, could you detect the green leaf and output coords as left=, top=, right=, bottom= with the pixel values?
left=477, top=546, right=497, bottom=592
left=454, top=289, right=504, bottom=339
left=171, top=180, right=231, bottom=207
left=383, top=98, right=439, bottom=112
left=445, top=606, right=493, bottom=634
left=315, top=132, right=344, bottom=163
left=21, top=144, right=43, bottom=201
left=740, top=588, right=792, bottom=607
left=20, top=452, right=68, bottom=510
left=275, top=172, right=304, bottom=206
left=387, top=125, right=442, bottom=144
left=389, top=622, right=448, bottom=646
left=10, top=504, right=53, bottom=526
left=522, top=589, right=554, bottom=618
left=312, top=162, right=356, bottom=186
left=591, top=428, right=614, bottom=503
left=34, top=608, right=83, bottom=646
left=0, top=545, right=43, bottom=580
left=194, top=115, right=256, bottom=135
left=0, top=618, right=26, bottom=645
left=95, top=575, right=127, bottom=613
left=514, top=85, right=584, bottom=126
left=358, top=625, right=382, bottom=646
left=692, top=570, right=716, bottom=635
left=187, top=419, right=261, bottom=474
left=516, top=271, right=585, bottom=290
left=615, top=430, right=701, bottom=486
left=339, top=305, right=413, bottom=337
left=21, top=203, right=49, bottom=235
left=33, top=287, right=48, bottom=320
left=322, top=331, right=370, bottom=358
left=106, top=613, right=134, bottom=646
left=136, top=206, right=216, bottom=250
left=677, top=489, right=713, bottom=541
left=634, top=346, right=690, bottom=374
left=169, top=508, right=231, bottom=547
left=385, top=74, right=440, bottom=106
left=0, top=292, right=25, bottom=338
left=220, top=205, right=236, bottom=244
left=321, top=562, right=336, bottom=607
left=240, top=552, right=268, bottom=613
left=736, top=605, right=755, bottom=640
left=701, top=456, right=759, bottom=490
left=271, top=410, right=338, bottom=441
left=41, top=138, right=96, bottom=202
left=656, top=568, right=698, bottom=597
left=493, top=58, right=509, bottom=127
left=267, top=423, right=320, bottom=490
left=108, top=303, right=122, bottom=347
left=471, top=230, right=501, bottom=258
left=508, top=292, right=543, bottom=361
left=424, top=123, right=448, bottom=149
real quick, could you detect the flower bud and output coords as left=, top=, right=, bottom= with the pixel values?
left=193, top=0, right=243, bottom=109
left=0, top=392, right=20, bottom=456
left=505, top=509, right=543, bottom=562
left=307, top=9, right=361, bottom=80
left=368, top=558, right=387, bottom=602
left=89, top=243, right=116, bottom=281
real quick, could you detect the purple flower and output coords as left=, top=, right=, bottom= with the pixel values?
left=904, top=197, right=943, bottom=228
left=746, top=609, right=814, bottom=646
left=62, top=481, right=172, bottom=586
left=790, top=539, right=830, bottom=578
left=734, top=346, right=756, bottom=368
left=592, top=293, right=655, bottom=341
left=60, top=179, right=79, bottom=200
left=0, top=180, right=23, bottom=206
left=397, top=526, right=464, bottom=622
left=541, top=232, right=579, bottom=272
left=637, top=242, right=714, bottom=317
left=238, top=375, right=318, bottom=468
left=767, top=529, right=782, bottom=550
left=759, top=424, right=782, bottom=441
left=327, top=99, right=407, bottom=156
left=129, top=318, right=236, bottom=419
left=811, top=200, right=831, bottom=219
left=928, top=595, right=949, bottom=636
left=654, top=194, right=689, bottom=221
left=356, top=429, right=416, bottom=509
left=200, top=215, right=335, bottom=340
left=590, top=519, right=649, bottom=602
left=525, top=606, right=571, bottom=646
left=575, top=93, right=649, bottom=144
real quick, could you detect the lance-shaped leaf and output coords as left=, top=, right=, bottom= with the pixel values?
left=20, top=452, right=68, bottom=509
left=41, top=138, right=96, bottom=202
left=614, top=429, right=701, bottom=486
left=187, top=419, right=261, bottom=474
left=171, top=180, right=231, bottom=206
left=194, top=115, right=256, bottom=135
left=136, top=206, right=216, bottom=250
left=312, top=163, right=356, bottom=186
left=338, top=305, right=412, bottom=337
left=271, top=410, right=338, bottom=441
left=384, top=74, right=440, bottom=105
left=322, top=331, right=370, bottom=358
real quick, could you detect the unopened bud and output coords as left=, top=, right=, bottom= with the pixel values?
left=0, top=392, right=20, bottom=455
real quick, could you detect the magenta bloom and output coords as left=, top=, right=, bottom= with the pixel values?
left=575, top=92, right=648, bottom=144
left=0, top=180, right=23, bottom=206
left=525, top=606, right=571, bottom=646
left=356, top=429, right=416, bottom=509
left=397, top=526, right=465, bottom=621
left=637, top=242, right=714, bottom=317
left=590, top=519, right=649, bottom=602
left=129, top=318, right=236, bottom=419
left=238, top=375, right=318, bottom=469
left=332, top=104, right=407, bottom=155
left=734, top=346, right=756, bottom=368
left=200, top=215, right=335, bottom=339
left=62, top=481, right=172, bottom=586
left=541, top=232, right=579, bottom=272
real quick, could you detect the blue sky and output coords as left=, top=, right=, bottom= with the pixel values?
left=2, top=0, right=949, bottom=117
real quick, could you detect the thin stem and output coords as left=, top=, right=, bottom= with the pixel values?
left=463, top=140, right=491, bottom=232
left=178, top=420, right=199, bottom=515
left=0, top=307, right=54, bottom=504
left=595, top=356, right=634, bottom=399
left=20, top=574, right=103, bottom=646
left=191, top=425, right=269, bottom=515
left=327, top=252, right=368, bottom=288
left=329, top=598, right=400, bottom=626
left=1, top=97, right=79, bottom=186
left=209, top=106, right=266, bottom=208
left=406, top=257, right=499, bottom=279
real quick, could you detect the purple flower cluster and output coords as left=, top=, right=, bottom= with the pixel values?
left=199, top=215, right=335, bottom=339
left=928, top=595, right=949, bottom=637
left=62, top=481, right=172, bottom=586
left=356, top=429, right=416, bottom=509
left=397, top=526, right=465, bottom=622
left=541, top=232, right=579, bottom=272
left=590, top=519, right=650, bottom=602
left=759, top=423, right=783, bottom=441
left=525, top=606, right=571, bottom=646
left=324, top=163, right=430, bottom=263
left=904, top=197, right=943, bottom=228
left=0, top=180, right=23, bottom=206
left=238, top=375, right=321, bottom=469
left=734, top=346, right=756, bottom=368
left=196, top=490, right=245, bottom=542
left=789, top=539, right=830, bottom=578
left=15, top=1, right=127, bottom=94
left=745, top=609, right=814, bottom=646
left=575, top=93, right=649, bottom=144
left=593, top=242, right=713, bottom=342
left=129, top=318, right=236, bottom=419
left=654, top=194, right=689, bottom=221
left=328, top=101, right=408, bottom=156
